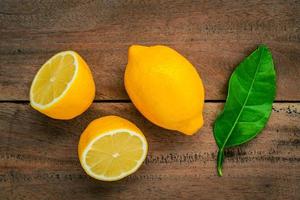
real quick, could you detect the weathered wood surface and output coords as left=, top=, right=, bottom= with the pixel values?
left=0, top=0, right=299, bottom=101
left=1, top=0, right=300, bottom=200
left=0, top=103, right=299, bottom=200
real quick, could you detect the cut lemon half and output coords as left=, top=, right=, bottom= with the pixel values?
left=78, top=116, right=148, bottom=181
left=30, top=51, right=95, bottom=119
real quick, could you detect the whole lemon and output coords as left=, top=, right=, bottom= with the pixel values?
left=124, top=45, right=205, bottom=135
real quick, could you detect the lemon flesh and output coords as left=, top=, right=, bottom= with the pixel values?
left=31, top=53, right=76, bottom=106
left=83, top=131, right=146, bottom=180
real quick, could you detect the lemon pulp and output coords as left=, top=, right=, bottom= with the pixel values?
left=31, top=53, right=76, bottom=106
left=81, top=129, right=147, bottom=181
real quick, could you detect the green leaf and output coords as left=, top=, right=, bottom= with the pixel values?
left=213, top=45, right=276, bottom=176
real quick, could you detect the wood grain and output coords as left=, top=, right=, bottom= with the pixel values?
left=0, top=1, right=299, bottom=200
left=0, top=103, right=299, bottom=200
left=0, top=0, right=299, bottom=101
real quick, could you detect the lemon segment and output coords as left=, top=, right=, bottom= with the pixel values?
left=78, top=116, right=148, bottom=181
left=30, top=51, right=95, bottom=119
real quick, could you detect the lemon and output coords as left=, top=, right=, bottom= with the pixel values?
left=30, top=51, right=95, bottom=119
left=78, top=116, right=148, bottom=181
left=124, top=45, right=205, bottom=135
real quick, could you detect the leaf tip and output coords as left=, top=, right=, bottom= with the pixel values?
left=258, top=44, right=269, bottom=51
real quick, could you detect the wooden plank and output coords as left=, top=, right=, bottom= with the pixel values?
left=0, top=102, right=299, bottom=200
left=0, top=0, right=299, bottom=101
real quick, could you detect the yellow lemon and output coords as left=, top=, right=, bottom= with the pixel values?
left=124, top=45, right=205, bottom=135
left=78, top=116, right=148, bottom=181
left=30, top=51, right=95, bottom=119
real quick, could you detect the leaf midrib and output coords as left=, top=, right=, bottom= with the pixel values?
left=220, top=48, right=264, bottom=150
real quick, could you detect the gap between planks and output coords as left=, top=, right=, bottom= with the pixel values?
left=0, top=100, right=300, bottom=104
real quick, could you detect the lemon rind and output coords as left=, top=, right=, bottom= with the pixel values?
left=30, top=51, right=79, bottom=110
left=80, top=129, right=148, bottom=181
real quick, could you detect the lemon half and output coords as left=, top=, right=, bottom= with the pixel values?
left=78, top=116, right=148, bottom=181
left=30, top=51, right=95, bottom=119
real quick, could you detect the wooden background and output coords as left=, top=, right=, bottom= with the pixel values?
left=0, top=0, right=299, bottom=199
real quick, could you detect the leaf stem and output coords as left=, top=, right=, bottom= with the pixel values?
left=217, top=148, right=224, bottom=177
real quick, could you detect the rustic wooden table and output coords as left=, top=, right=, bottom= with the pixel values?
left=0, top=1, right=299, bottom=199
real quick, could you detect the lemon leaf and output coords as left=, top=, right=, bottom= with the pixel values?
left=213, top=45, right=276, bottom=176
